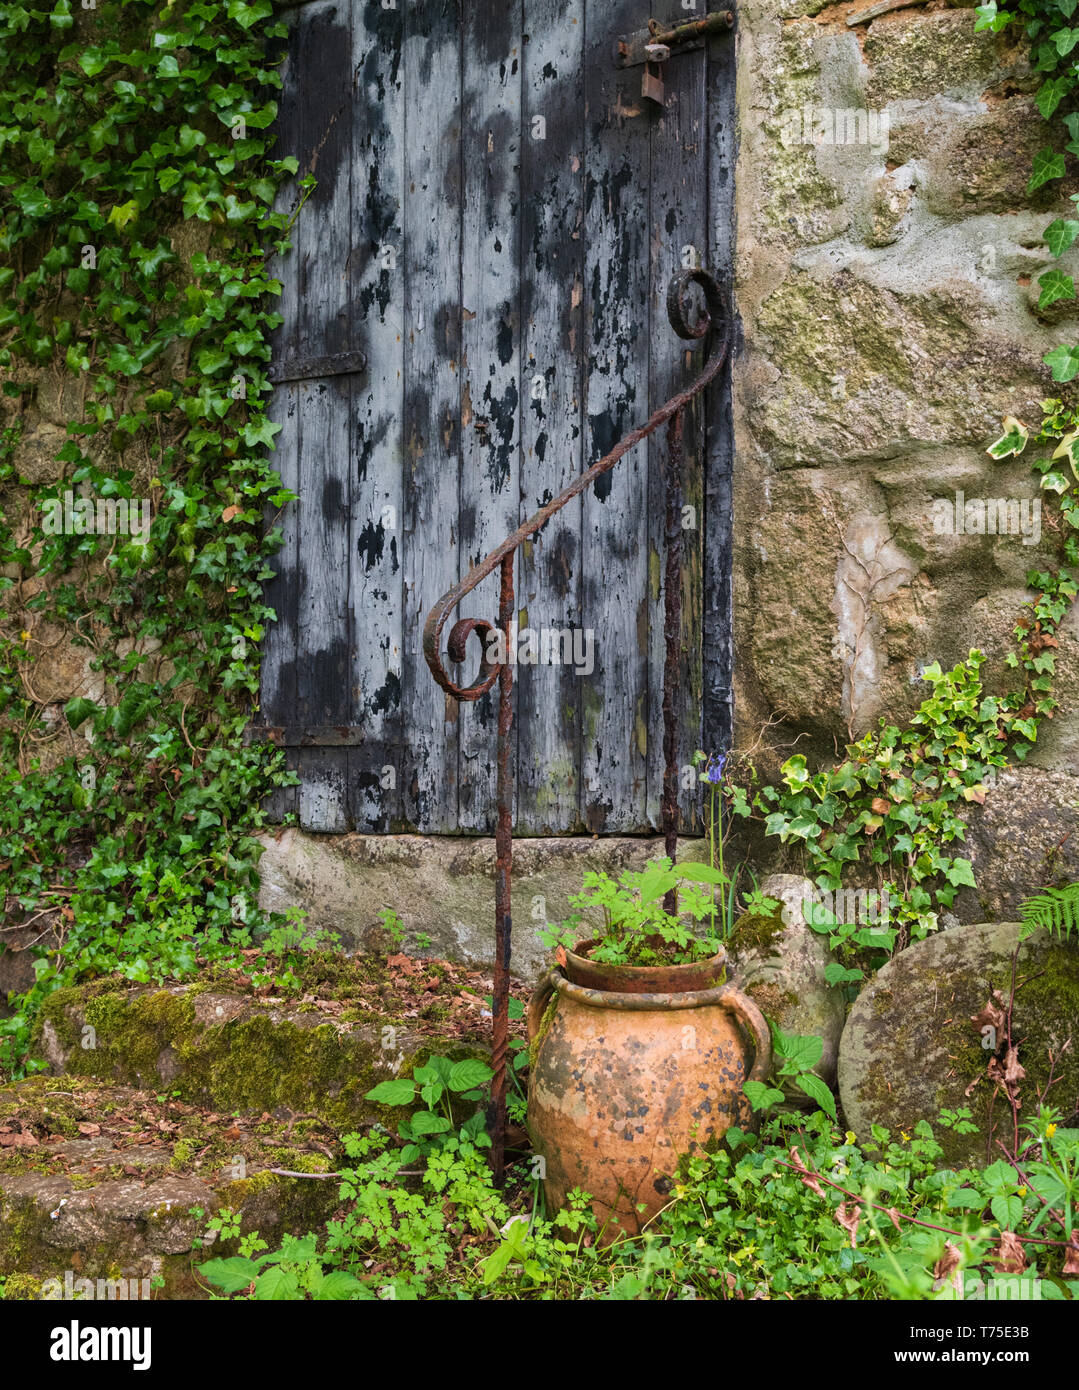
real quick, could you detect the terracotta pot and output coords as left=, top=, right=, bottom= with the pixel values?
left=526, top=942, right=771, bottom=1239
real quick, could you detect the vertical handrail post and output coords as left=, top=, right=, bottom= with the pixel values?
left=662, top=407, right=685, bottom=914
left=490, top=551, right=515, bottom=1185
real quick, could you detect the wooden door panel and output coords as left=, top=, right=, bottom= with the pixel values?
left=261, top=0, right=734, bottom=835
left=349, top=0, right=406, bottom=831
left=517, top=0, right=585, bottom=835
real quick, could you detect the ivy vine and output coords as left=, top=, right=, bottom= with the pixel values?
left=0, top=0, right=299, bottom=1071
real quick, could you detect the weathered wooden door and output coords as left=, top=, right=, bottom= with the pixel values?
left=259, top=0, right=735, bottom=835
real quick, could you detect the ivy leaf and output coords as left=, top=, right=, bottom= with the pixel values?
left=196, top=347, right=232, bottom=375
left=974, top=1, right=1013, bottom=31
left=107, top=201, right=140, bottom=231
left=1044, top=344, right=1079, bottom=382
left=1045, top=218, right=1079, bottom=258
left=1029, top=147, right=1067, bottom=192
left=1038, top=268, right=1075, bottom=310
left=1052, top=430, right=1079, bottom=482
left=986, top=415, right=1030, bottom=459
left=228, top=0, right=274, bottom=28
left=1036, top=76, right=1071, bottom=118
left=1050, top=26, right=1079, bottom=55
left=178, top=124, right=206, bottom=154
left=79, top=49, right=110, bottom=77
left=241, top=418, right=282, bottom=448
left=945, top=857, right=977, bottom=888
left=64, top=697, right=100, bottom=730
left=14, top=186, right=50, bottom=219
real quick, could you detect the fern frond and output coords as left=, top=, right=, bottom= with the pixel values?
left=1019, top=883, right=1079, bottom=942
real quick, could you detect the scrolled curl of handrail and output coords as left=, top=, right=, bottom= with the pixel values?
left=421, top=268, right=731, bottom=702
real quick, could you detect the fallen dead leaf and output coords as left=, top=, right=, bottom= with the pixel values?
left=835, top=1202, right=861, bottom=1248
left=992, top=1231, right=1028, bottom=1275
left=0, top=1130, right=38, bottom=1148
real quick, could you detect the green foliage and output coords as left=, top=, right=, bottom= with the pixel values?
left=976, top=0, right=1079, bottom=373
left=741, top=1026, right=837, bottom=1119
left=537, top=856, right=728, bottom=966
left=365, top=1053, right=495, bottom=1165
left=752, top=651, right=1027, bottom=954
left=201, top=1233, right=367, bottom=1301
left=0, top=0, right=302, bottom=1071
left=197, top=1105, right=1079, bottom=1301
left=1019, top=881, right=1079, bottom=938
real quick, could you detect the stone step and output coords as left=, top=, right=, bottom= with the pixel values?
left=0, top=1077, right=345, bottom=1300
left=31, top=969, right=495, bottom=1127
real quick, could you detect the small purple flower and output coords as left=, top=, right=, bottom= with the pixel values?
left=701, top=753, right=728, bottom=785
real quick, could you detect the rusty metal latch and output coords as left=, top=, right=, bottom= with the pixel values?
left=616, top=10, right=734, bottom=70
left=423, top=270, right=731, bottom=1186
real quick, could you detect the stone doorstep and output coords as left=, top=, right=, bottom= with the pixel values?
left=255, top=828, right=713, bottom=985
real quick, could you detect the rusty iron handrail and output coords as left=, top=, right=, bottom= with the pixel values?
left=422, top=268, right=731, bottom=1183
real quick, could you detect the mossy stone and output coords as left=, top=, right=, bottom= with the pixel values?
left=838, top=922, right=1079, bottom=1166
left=29, top=981, right=489, bottom=1129
left=730, top=874, right=846, bottom=1095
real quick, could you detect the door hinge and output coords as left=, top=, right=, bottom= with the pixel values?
left=268, top=349, right=368, bottom=385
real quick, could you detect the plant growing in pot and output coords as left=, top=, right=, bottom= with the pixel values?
left=527, top=855, right=773, bottom=1240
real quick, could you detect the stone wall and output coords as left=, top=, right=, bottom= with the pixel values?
left=732, top=0, right=1079, bottom=913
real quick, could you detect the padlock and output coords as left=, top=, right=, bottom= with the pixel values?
left=641, top=42, right=669, bottom=107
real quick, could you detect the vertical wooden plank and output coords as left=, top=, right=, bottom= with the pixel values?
left=580, top=0, right=651, bottom=833
left=348, top=3, right=406, bottom=830
left=516, top=0, right=586, bottom=833
left=704, top=24, right=737, bottom=764
left=293, top=0, right=353, bottom=831
left=261, top=15, right=303, bottom=823
left=456, top=0, right=522, bottom=833
left=400, top=0, right=463, bottom=832
left=646, top=48, right=708, bottom=836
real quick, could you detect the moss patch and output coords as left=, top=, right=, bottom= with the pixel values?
left=729, top=900, right=788, bottom=955
left=30, top=978, right=495, bottom=1129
